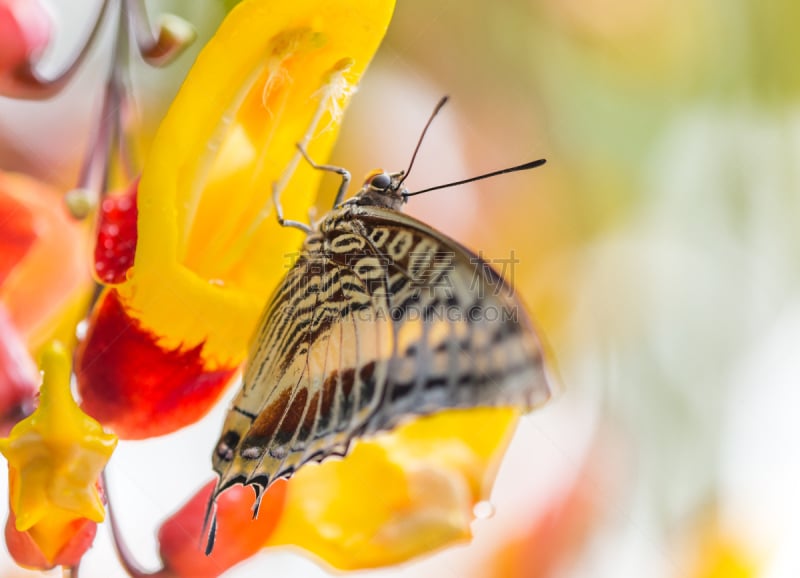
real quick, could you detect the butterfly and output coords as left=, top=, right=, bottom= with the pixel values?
left=207, top=97, right=555, bottom=545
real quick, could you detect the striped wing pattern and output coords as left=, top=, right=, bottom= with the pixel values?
left=212, top=204, right=554, bottom=496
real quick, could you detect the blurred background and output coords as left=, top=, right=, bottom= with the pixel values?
left=2, top=0, right=798, bottom=576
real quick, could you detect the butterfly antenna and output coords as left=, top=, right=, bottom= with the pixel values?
left=404, top=158, right=547, bottom=197
left=396, top=95, right=450, bottom=188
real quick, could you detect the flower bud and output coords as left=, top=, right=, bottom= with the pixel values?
left=94, top=179, right=139, bottom=285
left=0, top=343, right=116, bottom=569
left=5, top=497, right=98, bottom=570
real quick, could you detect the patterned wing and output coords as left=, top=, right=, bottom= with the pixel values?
left=212, top=206, right=555, bottom=498
left=212, top=232, right=395, bottom=495
left=353, top=207, right=554, bottom=434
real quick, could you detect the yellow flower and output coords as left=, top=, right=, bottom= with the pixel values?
left=76, top=0, right=398, bottom=439
left=127, top=0, right=398, bottom=360
left=0, top=342, right=117, bottom=565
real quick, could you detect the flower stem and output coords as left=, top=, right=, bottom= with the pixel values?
left=103, top=471, right=176, bottom=578
left=67, top=0, right=128, bottom=221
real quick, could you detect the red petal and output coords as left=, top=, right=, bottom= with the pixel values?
left=94, top=180, right=138, bottom=284
left=76, top=290, right=238, bottom=439
left=159, top=479, right=287, bottom=578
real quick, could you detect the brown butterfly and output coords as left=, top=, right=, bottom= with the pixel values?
left=206, top=97, right=555, bottom=548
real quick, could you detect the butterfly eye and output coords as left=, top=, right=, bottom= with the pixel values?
left=369, top=172, right=392, bottom=190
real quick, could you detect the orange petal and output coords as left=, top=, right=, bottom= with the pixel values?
left=0, top=183, right=35, bottom=285
left=0, top=170, right=91, bottom=350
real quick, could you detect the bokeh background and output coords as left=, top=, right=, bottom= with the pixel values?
left=2, top=0, right=798, bottom=576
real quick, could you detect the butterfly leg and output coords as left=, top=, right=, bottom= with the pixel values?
left=272, top=183, right=313, bottom=233
left=296, top=143, right=351, bottom=208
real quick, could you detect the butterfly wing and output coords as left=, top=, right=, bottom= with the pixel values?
left=212, top=206, right=555, bottom=496
left=212, top=237, right=395, bottom=494
left=355, top=207, right=554, bottom=434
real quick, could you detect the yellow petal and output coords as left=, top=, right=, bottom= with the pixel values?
left=120, top=0, right=396, bottom=367
left=19, top=503, right=93, bottom=565
left=10, top=464, right=49, bottom=531
left=266, top=408, right=519, bottom=570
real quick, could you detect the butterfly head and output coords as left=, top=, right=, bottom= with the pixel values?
left=345, top=169, right=409, bottom=211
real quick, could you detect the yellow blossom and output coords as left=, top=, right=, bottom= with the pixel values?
left=76, top=0, right=398, bottom=438
left=121, top=0, right=397, bottom=365
left=0, top=342, right=117, bottom=562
